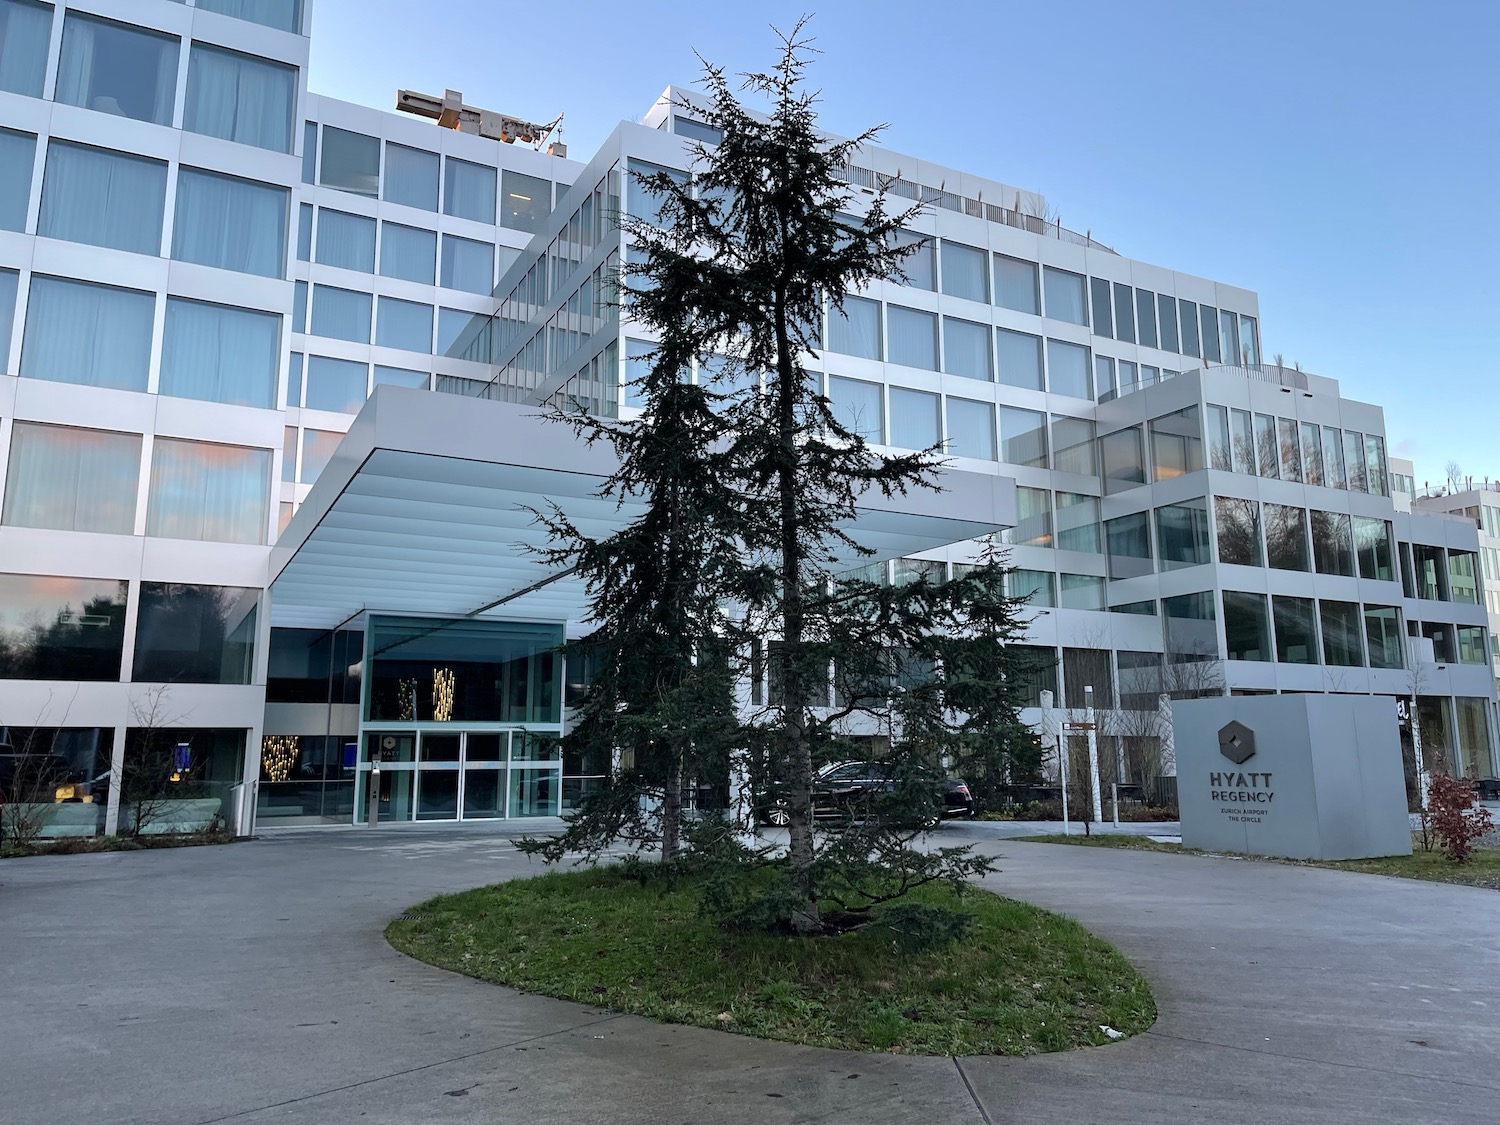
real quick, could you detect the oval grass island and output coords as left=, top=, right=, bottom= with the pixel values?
left=386, top=867, right=1155, bottom=1056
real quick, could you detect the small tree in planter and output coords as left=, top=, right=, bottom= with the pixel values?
left=1426, top=773, right=1494, bottom=865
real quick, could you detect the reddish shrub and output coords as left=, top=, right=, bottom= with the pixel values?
left=1427, top=774, right=1495, bottom=865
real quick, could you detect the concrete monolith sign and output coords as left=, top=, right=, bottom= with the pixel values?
left=1173, top=695, right=1412, bottom=860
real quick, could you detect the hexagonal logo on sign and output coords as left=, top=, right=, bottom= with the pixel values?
left=1218, top=720, right=1256, bottom=765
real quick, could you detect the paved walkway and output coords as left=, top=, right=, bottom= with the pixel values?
left=2, top=822, right=1497, bottom=1125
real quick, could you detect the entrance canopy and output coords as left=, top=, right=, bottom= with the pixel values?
left=270, top=387, right=1016, bottom=630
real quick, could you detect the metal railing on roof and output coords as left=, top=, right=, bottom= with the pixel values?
left=1205, top=363, right=1310, bottom=390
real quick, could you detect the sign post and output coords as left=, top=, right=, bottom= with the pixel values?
left=1084, top=685, right=1102, bottom=823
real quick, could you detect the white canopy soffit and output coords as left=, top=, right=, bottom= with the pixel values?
left=269, top=387, right=1017, bottom=630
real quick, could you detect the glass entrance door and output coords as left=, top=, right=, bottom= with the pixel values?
left=356, top=729, right=563, bottom=822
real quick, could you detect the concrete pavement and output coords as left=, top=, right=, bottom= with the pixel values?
left=1, top=820, right=1497, bottom=1124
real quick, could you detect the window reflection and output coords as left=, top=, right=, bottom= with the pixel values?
left=0, top=573, right=128, bottom=681
left=132, top=583, right=258, bottom=684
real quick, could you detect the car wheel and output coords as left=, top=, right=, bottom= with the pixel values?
left=765, top=803, right=791, bottom=827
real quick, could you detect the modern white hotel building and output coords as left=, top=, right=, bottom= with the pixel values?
left=0, top=0, right=1494, bottom=835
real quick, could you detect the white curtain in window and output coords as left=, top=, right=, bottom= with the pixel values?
left=57, top=14, right=177, bottom=126
left=445, top=158, right=496, bottom=223
left=0, top=0, right=53, bottom=98
left=310, top=286, right=371, bottom=343
left=888, top=386, right=939, bottom=450
left=946, top=398, right=995, bottom=460
left=1046, top=338, right=1091, bottom=399
left=39, top=142, right=167, bottom=255
left=172, top=168, right=288, bottom=278
left=383, top=144, right=438, bottom=211
left=0, top=128, right=32, bottom=231
left=315, top=209, right=375, bottom=272
left=147, top=438, right=270, bottom=545
left=160, top=298, right=280, bottom=408
left=0, top=269, right=16, bottom=369
left=184, top=44, right=294, bottom=152
left=21, top=276, right=154, bottom=391
left=828, top=376, right=883, bottom=443
left=441, top=234, right=494, bottom=294
left=827, top=296, right=879, bottom=359
left=4, top=422, right=141, bottom=533
left=379, top=222, right=436, bottom=283
left=942, top=317, right=990, bottom=380
left=197, top=0, right=301, bottom=33
left=375, top=297, right=433, bottom=353
left=304, top=355, right=368, bottom=413
left=887, top=305, right=937, bottom=370
left=1000, top=406, right=1048, bottom=467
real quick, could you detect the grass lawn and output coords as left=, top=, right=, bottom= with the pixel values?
left=386, top=867, right=1155, bottom=1056
left=1016, top=833, right=1500, bottom=890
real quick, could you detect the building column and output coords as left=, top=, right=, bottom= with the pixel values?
left=104, top=720, right=127, bottom=837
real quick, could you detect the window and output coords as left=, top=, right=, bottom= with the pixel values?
left=888, top=386, right=939, bottom=450
left=1100, top=427, right=1146, bottom=493
left=286, top=352, right=301, bottom=405
left=1273, top=597, right=1318, bottom=664
left=942, top=316, right=991, bottom=380
left=0, top=572, right=128, bottom=681
left=437, top=308, right=472, bottom=356
left=0, top=127, right=32, bottom=231
left=55, top=13, right=175, bottom=127
left=376, top=297, right=432, bottom=354
left=374, top=364, right=428, bottom=390
left=1354, top=517, right=1395, bottom=582
left=1046, top=338, right=1090, bottom=398
left=1300, top=422, right=1324, bottom=486
left=1205, top=404, right=1231, bottom=470
left=133, top=582, right=258, bottom=684
left=500, top=169, right=550, bottom=231
left=161, top=297, right=280, bottom=409
left=940, top=241, right=987, bottom=302
left=1458, top=625, right=1488, bottom=665
left=1223, top=591, right=1271, bottom=661
left=1063, top=648, right=1113, bottom=709
left=1449, top=551, right=1479, bottom=605
left=828, top=295, right=880, bottom=359
left=1149, top=406, right=1203, bottom=479
left=1051, top=416, right=1096, bottom=476
left=320, top=127, right=379, bottom=197
left=172, top=168, right=288, bottom=278
left=1105, top=512, right=1152, bottom=579
left=1111, top=600, right=1156, bottom=616
left=1157, top=293, right=1179, bottom=352
left=1178, top=298, right=1200, bottom=356
left=198, top=0, right=302, bottom=32
left=1199, top=304, right=1220, bottom=361
left=299, top=428, right=340, bottom=483
left=1093, top=356, right=1114, bottom=400
left=828, top=376, right=883, bottom=442
left=1042, top=267, right=1086, bottom=325
left=1363, top=434, right=1388, bottom=496
left=1230, top=409, right=1254, bottom=474
left=1056, top=492, right=1101, bottom=553
left=314, top=209, right=375, bottom=273
left=1215, top=496, right=1262, bottom=566
left=1319, top=601, right=1363, bottom=667
left=1342, top=430, right=1367, bottom=492
left=296, top=202, right=311, bottom=261
left=994, top=255, right=1038, bottom=314
left=304, top=355, right=368, bottom=413
left=3, top=422, right=139, bottom=533
left=1163, top=592, right=1218, bottom=655
left=996, top=327, right=1043, bottom=390
left=1111, top=282, right=1135, bottom=343
left=887, top=305, right=937, bottom=369
left=310, top=286, right=371, bottom=343
left=1265, top=504, right=1309, bottom=571
left=147, top=439, right=271, bottom=545
left=0, top=0, right=49, bottom=98
left=39, top=141, right=166, bottom=255
left=301, top=120, right=316, bottom=183
left=997, top=405, right=1047, bottom=468
left=1364, top=606, right=1404, bottom=669
left=1156, top=500, right=1211, bottom=570
left=1252, top=413, right=1279, bottom=477
left=1277, top=418, right=1301, bottom=482
left=1239, top=315, right=1259, bottom=365
left=1060, top=574, right=1104, bottom=611
left=1309, top=510, right=1355, bottom=576
left=890, top=230, right=933, bottom=289
left=1006, top=486, right=1052, bottom=546
left=0, top=268, right=15, bottom=366
left=946, top=398, right=995, bottom=460
left=21, top=276, right=153, bottom=391
left=444, top=157, right=497, bottom=223
left=1219, top=309, right=1239, bottom=363
left=1135, top=288, right=1157, bottom=348
left=383, top=143, right=438, bottom=211
left=1008, top=569, right=1055, bottom=608
left=1089, top=277, right=1112, bottom=337
left=379, top=222, right=437, bottom=284
left=441, top=234, right=495, bottom=294
left=292, top=280, right=306, bottom=331
left=1423, top=622, right=1457, bottom=665
left=1412, top=542, right=1446, bottom=600
left=184, top=44, right=295, bottom=152
left=1322, top=425, right=1347, bottom=489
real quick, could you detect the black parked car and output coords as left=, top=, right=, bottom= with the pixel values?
left=758, top=761, right=973, bottom=828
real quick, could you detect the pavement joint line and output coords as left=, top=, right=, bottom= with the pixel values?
left=185, top=1011, right=627, bottom=1125
left=1139, top=1029, right=1500, bottom=1094
left=951, top=1056, right=994, bottom=1125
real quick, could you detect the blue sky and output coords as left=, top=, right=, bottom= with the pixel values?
left=309, top=0, right=1498, bottom=487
